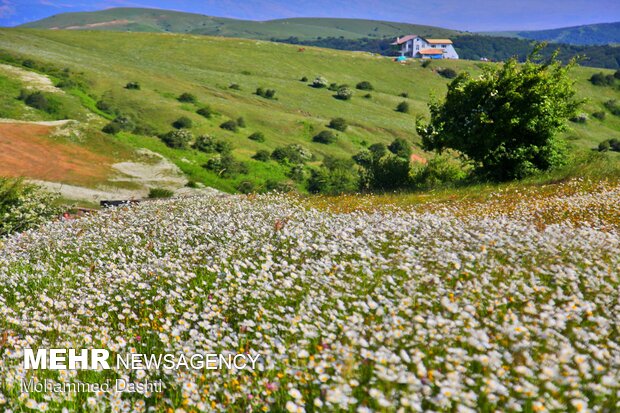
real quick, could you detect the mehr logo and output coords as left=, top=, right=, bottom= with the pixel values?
left=23, top=349, right=262, bottom=371
left=24, top=349, right=110, bottom=370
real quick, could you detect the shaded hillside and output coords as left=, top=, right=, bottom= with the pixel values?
left=515, top=22, right=620, bottom=46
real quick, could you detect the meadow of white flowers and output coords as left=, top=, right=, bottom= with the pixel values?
left=0, top=180, right=618, bottom=412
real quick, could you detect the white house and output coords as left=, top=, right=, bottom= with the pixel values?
left=392, top=35, right=459, bottom=59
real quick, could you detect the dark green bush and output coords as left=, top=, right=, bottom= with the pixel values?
left=592, top=111, right=606, bottom=120
left=237, top=117, right=246, bottom=128
left=256, top=88, right=277, bottom=99
left=236, top=181, right=255, bottom=194
left=604, top=100, right=620, bottom=116
left=229, top=84, right=241, bottom=90
left=590, top=72, right=615, bottom=86
left=197, top=106, right=213, bottom=119
left=193, top=135, right=216, bottom=153
left=438, top=68, right=458, bottom=79
left=311, top=76, right=328, bottom=88
left=172, top=116, right=193, bottom=129
left=334, top=86, right=353, bottom=101
left=570, top=113, right=588, bottom=123
left=410, top=155, right=467, bottom=189
left=313, top=130, right=338, bottom=144
left=615, top=69, right=620, bottom=79
left=125, top=81, right=141, bottom=90
left=271, top=144, right=312, bottom=165
left=186, top=180, right=198, bottom=188
left=388, top=138, right=412, bottom=159
left=203, top=153, right=248, bottom=177
left=253, top=150, right=271, bottom=161
left=598, top=138, right=620, bottom=152
left=328, top=117, right=348, bottom=132
left=400, top=92, right=409, bottom=98
left=20, top=91, right=60, bottom=114
left=328, top=83, right=340, bottom=91
left=178, top=93, right=197, bottom=103
left=102, top=116, right=135, bottom=135
left=421, top=60, right=432, bottom=68
left=265, top=180, right=296, bottom=193
left=220, top=120, right=238, bottom=132
left=248, top=132, right=266, bottom=142
left=300, top=76, right=308, bottom=82
left=160, top=129, right=193, bottom=149
left=364, top=93, right=372, bottom=99
left=95, top=100, right=113, bottom=113
left=102, top=122, right=122, bottom=135
left=356, top=81, right=374, bottom=91
left=148, top=188, right=174, bottom=199
left=307, top=156, right=359, bottom=195
left=396, top=101, right=410, bottom=113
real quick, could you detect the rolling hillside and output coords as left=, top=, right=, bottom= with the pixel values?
left=20, top=7, right=462, bottom=40
left=0, top=29, right=618, bottom=196
left=502, top=22, right=620, bottom=46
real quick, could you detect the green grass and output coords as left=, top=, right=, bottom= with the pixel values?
left=0, top=28, right=618, bottom=193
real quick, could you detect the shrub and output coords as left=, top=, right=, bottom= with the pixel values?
left=307, top=156, right=358, bottom=195
left=96, top=100, right=113, bottom=113
left=590, top=72, right=615, bottom=86
left=410, top=155, right=467, bottom=189
left=313, top=130, right=337, bottom=144
left=102, top=116, right=135, bottom=135
left=356, top=81, right=374, bottom=91
left=197, top=106, right=213, bottom=119
left=265, top=180, right=296, bottom=193
left=328, top=117, right=348, bottom=132
left=248, top=132, right=265, bottom=142
left=421, top=60, right=432, bottom=68
left=20, top=91, right=60, bottom=114
left=148, top=188, right=174, bottom=199
left=569, top=113, right=588, bottom=123
left=598, top=139, right=620, bottom=152
left=604, top=100, right=620, bottom=116
left=220, top=120, right=238, bottom=132
left=311, top=76, right=329, bottom=88
left=388, top=138, right=412, bottom=159
left=236, top=181, right=255, bottom=194
left=592, top=111, right=606, bottom=120
left=160, top=129, right=193, bottom=149
left=203, top=153, right=248, bottom=177
left=172, top=116, right=193, bottom=129
left=271, top=144, right=312, bottom=165
left=438, top=68, right=458, bottom=79
left=300, top=76, right=308, bottom=82
left=328, top=83, right=340, bottom=91
left=364, top=93, right=372, bottom=99
left=125, top=81, right=141, bottom=90
left=400, top=92, right=409, bottom=98
left=22, top=59, right=36, bottom=69
left=102, top=122, right=122, bottom=135
left=287, top=164, right=306, bottom=182
left=229, top=83, right=241, bottom=90
left=0, top=178, right=60, bottom=237
left=253, top=150, right=271, bottom=161
left=615, top=69, right=620, bottom=80
left=237, top=117, right=246, bottom=128
left=193, top=135, right=216, bottom=153
left=256, top=88, right=276, bottom=99
left=396, top=101, right=410, bottom=113
left=417, top=50, right=580, bottom=181
left=185, top=180, right=199, bottom=188
left=178, top=93, right=197, bottom=103
left=335, top=86, right=353, bottom=101
left=598, top=140, right=611, bottom=152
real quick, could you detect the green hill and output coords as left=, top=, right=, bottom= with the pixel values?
left=0, top=29, right=618, bottom=194
left=488, top=22, right=620, bottom=46
left=20, top=7, right=461, bottom=40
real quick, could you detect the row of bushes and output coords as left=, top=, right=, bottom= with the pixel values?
left=590, top=71, right=620, bottom=86
left=598, top=138, right=620, bottom=152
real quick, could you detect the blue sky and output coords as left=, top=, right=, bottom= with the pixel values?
left=0, top=0, right=619, bottom=31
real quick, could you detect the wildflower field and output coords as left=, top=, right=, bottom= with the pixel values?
left=0, top=180, right=619, bottom=412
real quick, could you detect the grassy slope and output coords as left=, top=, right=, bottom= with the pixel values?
left=0, top=28, right=618, bottom=193
left=20, top=7, right=461, bottom=40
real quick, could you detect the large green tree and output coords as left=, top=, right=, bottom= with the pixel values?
left=417, top=50, right=581, bottom=180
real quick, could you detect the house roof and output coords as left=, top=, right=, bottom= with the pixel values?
left=426, top=39, right=453, bottom=44
left=391, top=35, right=417, bottom=45
left=419, top=48, right=445, bottom=55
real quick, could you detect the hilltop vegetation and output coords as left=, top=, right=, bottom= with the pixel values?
left=0, top=29, right=619, bottom=195
left=492, top=21, right=620, bottom=46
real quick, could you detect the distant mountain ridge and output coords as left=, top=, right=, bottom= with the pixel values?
left=19, top=7, right=462, bottom=40
left=515, top=22, right=620, bottom=46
